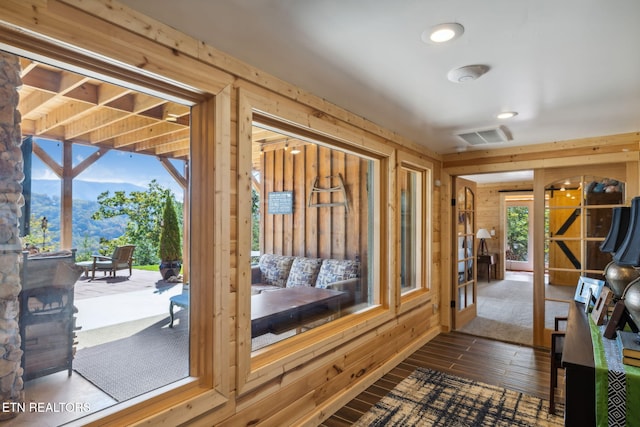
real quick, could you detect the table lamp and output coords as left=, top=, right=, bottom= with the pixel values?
left=476, top=228, right=491, bottom=255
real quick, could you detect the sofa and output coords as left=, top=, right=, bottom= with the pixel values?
left=251, top=254, right=360, bottom=305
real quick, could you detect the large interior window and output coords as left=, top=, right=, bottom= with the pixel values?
left=249, top=123, right=378, bottom=351
left=11, top=53, right=192, bottom=425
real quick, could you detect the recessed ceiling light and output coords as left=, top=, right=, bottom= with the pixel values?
left=422, top=23, right=464, bottom=44
left=497, top=111, right=518, bottom=119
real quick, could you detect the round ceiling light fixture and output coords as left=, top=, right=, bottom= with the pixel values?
left=497, top=111, right=518, bottom=119
left=447, top=64, right=490, bottom=83
left=422, top=23, right=464, bottom=44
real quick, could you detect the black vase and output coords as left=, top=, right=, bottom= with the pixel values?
left=159, top=261, right=181, bottom=280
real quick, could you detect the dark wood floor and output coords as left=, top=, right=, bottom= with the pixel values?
left=321, top=331, right=563, bottom=426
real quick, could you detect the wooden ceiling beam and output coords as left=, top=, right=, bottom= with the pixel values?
left=99, top=84, right=133, bottom=105
left=18, top=90, right=55, bottom=117
left=16, top=59, right=193, bottom=160
left=19, top=58, right=37, bottom=76
left=135, top=128, right=190, bottom=151
left=21, top=66, right=61, bottom=93
left=158, top=157, right=187, bottom=190
left=34, top=99, right=95, bottom=134
left=171, top=148, right=190, bottom=159
left=65, top=92, right=167, bottom=139
left=72, top=146, right=111, bottom=178
left=32, top=141, right=63, bottom=178
left=87, top=116, right=157, bottom=144
left=64, top=108, right=129, bottom=139
left=113, top=121, right=184, bottom=148
left=154, top=140, right=190, bottom=155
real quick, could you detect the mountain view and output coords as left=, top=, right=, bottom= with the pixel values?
left=31, top=179, right=147, bottom=202
left=25, top=180, right=138, bottom=256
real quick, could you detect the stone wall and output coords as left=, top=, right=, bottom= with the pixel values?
left=0, top=52, right=25, bottom=419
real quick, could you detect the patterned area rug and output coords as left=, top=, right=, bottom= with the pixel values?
left=354, top=368, right=563, bottom=427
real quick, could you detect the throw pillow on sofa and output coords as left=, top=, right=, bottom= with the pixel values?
left=316, top=259, right=360, bottom=289
left=286, top=257, right=323, bottom=288
left=259, top=254, right=295, bottom=287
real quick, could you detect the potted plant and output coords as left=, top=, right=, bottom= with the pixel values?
left=159, top=191, right=182, bottom=280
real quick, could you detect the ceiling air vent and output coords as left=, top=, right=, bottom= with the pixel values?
left=457, top=126, right=512, bottom=145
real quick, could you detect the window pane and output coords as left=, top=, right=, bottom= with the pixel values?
left=250, top=124, right=376, bottom=351
left=545, top=175, right=625, bottom=285
left=400, top=168, right=424, bottom=293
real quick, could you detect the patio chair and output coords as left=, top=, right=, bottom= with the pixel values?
left=85, top=245, right=135, bottom=280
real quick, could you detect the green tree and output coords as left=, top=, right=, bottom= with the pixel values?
left=91, top=180, right=182, bottom=265
left=506, top=206, right=529, bottom=261
left=159, top=191, right=182, bottom=262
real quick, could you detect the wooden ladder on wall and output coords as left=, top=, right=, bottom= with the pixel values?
left=307, top=174, right=349, bottom=212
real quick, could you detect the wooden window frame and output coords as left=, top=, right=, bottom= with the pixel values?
left=396, top=151, right=433, bottom=313
left=237, top=87, right=395, bottom=394
left=0, top=28, right=231, bottom=425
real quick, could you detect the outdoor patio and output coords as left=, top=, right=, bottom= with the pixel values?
left=6, top=269, right=186, bottom=427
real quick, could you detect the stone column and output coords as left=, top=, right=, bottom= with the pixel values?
left=0, top=52, right=25, bottom=419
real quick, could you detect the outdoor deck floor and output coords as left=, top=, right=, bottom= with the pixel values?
left=5, top=269, right=184, bottom=427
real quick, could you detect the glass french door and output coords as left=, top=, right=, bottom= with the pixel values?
left=453, top=177, right=477, bottom=329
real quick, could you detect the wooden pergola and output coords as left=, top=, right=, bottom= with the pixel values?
left=18, top=57, right=191, bottom=250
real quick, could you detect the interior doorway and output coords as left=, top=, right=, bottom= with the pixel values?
left=505, top=196, right=534, bottom=272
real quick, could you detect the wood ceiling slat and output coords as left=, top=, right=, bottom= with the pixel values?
left=154, top=140, right=190, bottom=155
left=112, top=121, right=186, bottom=148
left=135, top=129, right=190, bottom=151
left=98, top=84, right=132, bottom=105
left=87, top=115, right=158, bottom=144
left=171, top=148, right=190, bottom=159
left=19, top=90, right=56, bottom=118
left=64, top=108, right=130, bottom=139
left=35, top=98, right=96, bottom=134
left=65, top=93, right=165, bottom=139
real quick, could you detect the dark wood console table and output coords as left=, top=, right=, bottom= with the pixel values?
left=562, top=300, right=596, bottom=426
left=251, top=287, right=343, bottom=338
left=477, top=253, right=497, bottom=282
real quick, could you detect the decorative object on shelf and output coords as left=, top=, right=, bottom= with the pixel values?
left=601, top=205, right=640, bottom=299
left=598, top=197, right=640, bottom=336
left=476, top=228, right=491, bottom=255
left=603, top=261, right=640, bottom=300
left=307, top=174, right=349, bottom=212
left=604, top=300, right=628, bottom=339
left=574, top=276, right=604, bottom=304
left=622, top=278, right=640, bottom=332
left=591, top=287, right=613, bottom=325
left=616, top=330, right=640, bottom=367
left=613, top=197, right=640, bottom=266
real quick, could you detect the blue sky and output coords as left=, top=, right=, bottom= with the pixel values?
left=31, top=138, right=185, bottom=199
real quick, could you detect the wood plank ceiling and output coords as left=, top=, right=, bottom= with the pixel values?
left=18, top=58, right=191, bottom=160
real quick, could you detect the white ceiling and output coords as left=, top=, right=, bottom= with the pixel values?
left=120, top=0, right=640, bottom=156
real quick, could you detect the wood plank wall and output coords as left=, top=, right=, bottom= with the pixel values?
left=260, top=145, right=368, bottom=263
